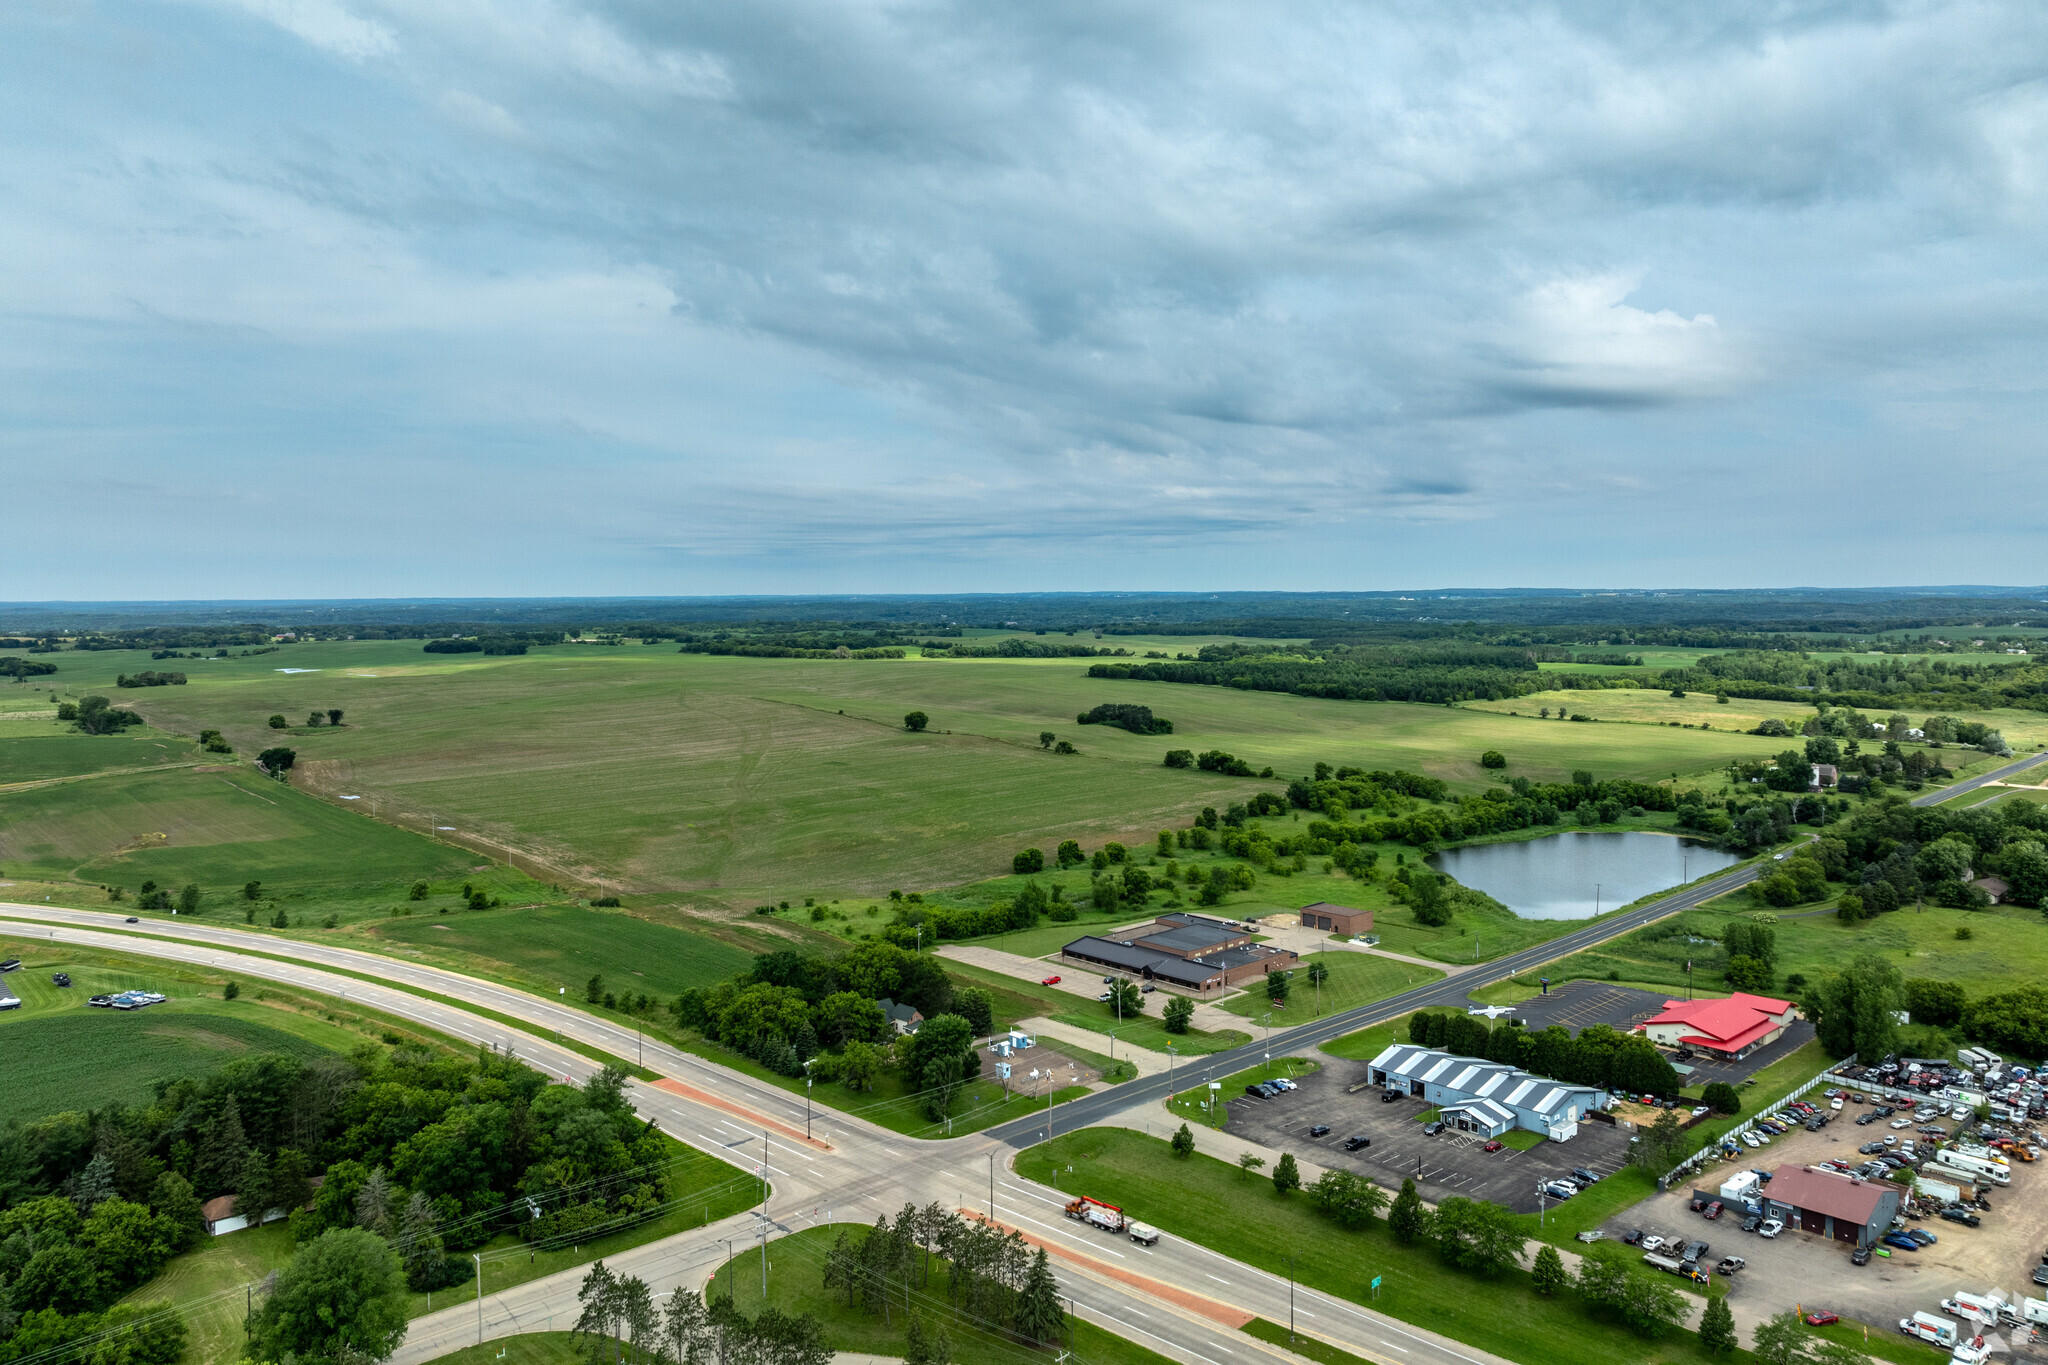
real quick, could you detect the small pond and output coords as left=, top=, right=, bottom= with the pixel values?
left=1428, top=831, right=1739, bottom=920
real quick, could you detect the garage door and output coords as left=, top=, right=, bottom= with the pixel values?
left=1800, top=1208, right=1826, bottom=1234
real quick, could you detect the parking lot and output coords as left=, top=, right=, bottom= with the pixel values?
left=1500, top=979, right=1814, bottom=1086
left=1223, top=1055, right=1634, bottom=1213
left=1600, top=1098, right=2048, bottom=1333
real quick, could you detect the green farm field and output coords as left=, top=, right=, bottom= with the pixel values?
left=369, top=904, right=758, bottom=997
left=37, top=640, right=1804, bottom=907
left=0, top=932, right=483, bottom=1122
left=0, top=762, right=484, bottom=908
left=0, top=730, right=200, bottom=784
left=0, top=987, right=349, bottom=1124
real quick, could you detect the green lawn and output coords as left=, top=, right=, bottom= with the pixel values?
left=370, top=905, right=757, bottom=998
left=1016, top=1129, right=1736, bottom=1365
left=414, top=1334, right=584, bottom=1365
left=1166, top=1057, right=1319, bottom=1129
left=1217, top=952, right=1443, bottom=1021
left=119, top=1220, right=297, bottom=1365
left=939, top=959, right=1250, bottom=1055
left=707, top=1223, right=1177, bottom=1365
left=1526, top=889, right=2048, bottom=1002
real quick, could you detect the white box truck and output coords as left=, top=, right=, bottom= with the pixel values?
left=2021, top=1298, right=2048, bottom=1327
left=1901, top=1314, right=1959, bottom=1348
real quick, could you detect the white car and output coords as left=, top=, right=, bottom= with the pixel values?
left=1692, top=1105, right=1711, bottom=1117
left=1891, top=1118, right=1914, bottom=1129
left=1758, top=1219, right=1784, bottom=1239
left=1640, top=1235, right=1666, bottom=1253
left=1742, top=1132, right=1760, bottom=1148
left=1831, top=1098, right=1844, bottom=1110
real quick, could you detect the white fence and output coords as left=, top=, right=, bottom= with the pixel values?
left=1656, top=1058, right=1854, bottom=1190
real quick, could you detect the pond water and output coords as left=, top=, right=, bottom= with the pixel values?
left=1429, top=831, right=1740, bottom=920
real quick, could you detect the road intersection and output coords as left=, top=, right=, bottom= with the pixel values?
left=6, top=748, right=2040, bottom=1365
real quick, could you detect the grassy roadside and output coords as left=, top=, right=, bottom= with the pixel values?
left=940, top=958, right=1252, bottom=1055
left=1166, top=1057, right=1320, bottom=1130
left=707, top=1223, right=1177, bottom=1365
left=1017, top=1128, right=1738, bottom=1365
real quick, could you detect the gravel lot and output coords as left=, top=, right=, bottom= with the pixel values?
left=1602, top=1100, right=2048, bottom=1332
left=1222, top=1055, right=1634, bottom=1213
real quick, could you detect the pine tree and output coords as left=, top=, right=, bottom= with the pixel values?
left=235, top=1150, right=274, bottom=1225
left=195, top=1094, right=249, bottom=1196
left=398, top=1190, right=450, bottom=1291
left=1013, top=1246, right=1063, bottom=1344
left=1271, top=1152, right=1301, bottom=1195
left=150, top=1171, right=205, bottom=1250
left=1388, top=1177, right=1429, bottom=1243
left=1699, top=1293, right=1737, bottom=1356
left=573, top=1261, right=620, bottom=1364
left=355, top=1166, right=396, bottom=1234
left=904, top=1312, right=931, bottom=1365
left=1171, top=1123, right=1196, bottom=1157
left=1530, top=1244, right=1567, bottom=1296
left=71, top=1152, right=118, bottom=1211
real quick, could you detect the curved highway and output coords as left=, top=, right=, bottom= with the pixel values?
left=4, top=748, right=2039, bottom=1365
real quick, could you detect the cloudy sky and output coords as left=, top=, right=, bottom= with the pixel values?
left=6, top=1, right=2047, bottom=598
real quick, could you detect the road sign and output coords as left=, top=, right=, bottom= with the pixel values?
left=1208, top=1082, right=1221, bottom=1090
left=1370, top=1276, right=1381, bottom=1289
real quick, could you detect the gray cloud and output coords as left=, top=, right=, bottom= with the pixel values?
left=2, top=0, right=2046, bottom=593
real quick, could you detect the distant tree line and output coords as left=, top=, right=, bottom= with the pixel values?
left=0, top=656, right=56, bottom=679
left=928, top=638, right=1130, bottom=658
left=114, top=671, right=185, bottom=688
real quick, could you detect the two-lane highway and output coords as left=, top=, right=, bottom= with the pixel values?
left=989, top=746, right=2048, bottom=1145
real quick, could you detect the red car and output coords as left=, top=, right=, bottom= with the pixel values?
left=1704, top=1201, right=1724, bottom=1220
left=1481, top=1140, right=1504, bottom=1153
left=1041, top=975, right=1062, bottom=985
left=1806, top=1312, right=1840, bottom=1327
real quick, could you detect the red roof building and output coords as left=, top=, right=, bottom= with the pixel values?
left=1637, top=992, right=1797, bottom=1058
left=1760, top=1164, right=1902, bottom=1245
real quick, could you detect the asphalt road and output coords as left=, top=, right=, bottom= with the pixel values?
left=986, top=747, right=2048, bottom=1147
left=0, top=913, right=1507, bottom=1365
left=6, top=748, right=2041, bottom=1365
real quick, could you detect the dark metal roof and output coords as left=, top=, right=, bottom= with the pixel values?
left=1061, top=937, right=1220, bottom=987
left=1133, top=921, right=1243, bottom=955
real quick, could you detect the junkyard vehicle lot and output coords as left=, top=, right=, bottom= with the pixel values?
left=1224, top=1058, right=1632, bottom=1214
left=1604, top=1102, right=2048, bottom=1332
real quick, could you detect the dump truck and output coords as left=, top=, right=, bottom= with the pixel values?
left=1065, top=1197, right=1129, bottom=1233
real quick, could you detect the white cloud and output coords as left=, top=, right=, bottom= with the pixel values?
left=215, top=0, right=395, bottom=59
left=1499, top=272, right=1736, bottom=406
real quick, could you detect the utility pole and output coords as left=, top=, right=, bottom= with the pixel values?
left=474, top=1253, right=483, bottom=1343
left=988, top=1152, right=995, bottom=1224
left=1595, top=883, right=1602, bottom=917
left=759, top=1133, right=770, bottom=1296
left=1288, top=1252, right=1297, bottom=1346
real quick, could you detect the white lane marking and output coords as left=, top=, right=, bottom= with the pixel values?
left=997, top=1206, right=1126, bottom=1258
left=1207, top=1274, right=1232, bottom=1285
